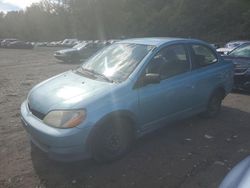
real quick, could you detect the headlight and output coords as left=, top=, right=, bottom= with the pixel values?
left=43, top=110, right=86, bottom=128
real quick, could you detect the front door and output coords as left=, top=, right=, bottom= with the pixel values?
left=137, top=44, right=194, bottom=130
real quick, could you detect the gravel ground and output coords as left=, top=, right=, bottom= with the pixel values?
left=0, top=47, right=250, bottom=188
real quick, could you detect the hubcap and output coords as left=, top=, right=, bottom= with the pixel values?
left=106, top=132, right=121, bottom=151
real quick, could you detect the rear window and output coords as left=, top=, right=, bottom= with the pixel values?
left=191, top=44, right=218, bottom=68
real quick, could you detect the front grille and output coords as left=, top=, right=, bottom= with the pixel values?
left=28, top=103, right=46, bottom=120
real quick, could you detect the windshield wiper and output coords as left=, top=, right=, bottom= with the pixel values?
left=81, top=68, right=114, bottom=83
left=76, top=67, right=96, bottom=78
left=88, top=69, right=114, bottom=83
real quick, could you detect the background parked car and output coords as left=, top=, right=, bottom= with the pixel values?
left=80, top=41, right=109, bottom=58
left=35, top=42, right=49, bottom=47
left=224, top=43, right=250, bottom=91
left=6, top=40, right=34, bottom=49
left=46, top=41, right=62, bottom=47
left=1, top=38, right=18, bottom=48
left=217, top=40, right=250, bottom=55
left=61, top=38, right=79, bottom=47
left=54, top=42, right=87, bottom=62
left=54, top=41, right=109, bottom=63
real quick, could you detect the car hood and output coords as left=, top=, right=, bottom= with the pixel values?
left=27, top=70, right=113, bottom=115
left=57, top=48, right=78, bottom=54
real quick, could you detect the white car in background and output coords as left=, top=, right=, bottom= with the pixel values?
left=217, top=40, right=250, bottom=55
left=61, top=38, right=79, bottom=47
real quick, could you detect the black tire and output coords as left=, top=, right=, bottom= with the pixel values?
left=91, top=119, right=133, bottom=163
left=200, top=91, right=224, bottom=118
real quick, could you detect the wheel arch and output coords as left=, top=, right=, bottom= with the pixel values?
left=210, top=85, right=226, bottom=100
left=85, top=110, right=138, bottom=152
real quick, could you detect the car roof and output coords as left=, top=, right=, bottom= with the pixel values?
left=118, top=37, right=203, bottom=47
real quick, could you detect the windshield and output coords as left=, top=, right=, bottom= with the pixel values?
left=229, top=44, right=250, bottom=58
left=79, top=43, right=154, bottom=82
left=225, top=41, right=246, bottom=49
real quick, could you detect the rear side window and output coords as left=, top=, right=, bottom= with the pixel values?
left=190, top=44, right=218, bottom=69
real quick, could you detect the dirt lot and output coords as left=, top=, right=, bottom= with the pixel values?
left=0, top=47, right=250, bottom=188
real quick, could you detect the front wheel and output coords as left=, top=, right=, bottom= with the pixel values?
left=200, top=91, right=224, bottom=118
left=91, top=120, right=134, bottom=163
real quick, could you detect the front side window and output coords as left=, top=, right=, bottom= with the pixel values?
left=146, top=44, right=190, bottom=79
left=191, top=44, right=218, bottom=68
left=78, top=43, right=154, bottom=82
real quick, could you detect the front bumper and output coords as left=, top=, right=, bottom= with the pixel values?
left=54, top=53, right=69, bottom=61
left=20, top=101, right=91, bottom=161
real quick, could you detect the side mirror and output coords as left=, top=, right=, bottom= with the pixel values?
left=143, top=73, right=161, bottom=85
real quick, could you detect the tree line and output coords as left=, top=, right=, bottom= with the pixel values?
left=0, top=0, right=250, bottom=43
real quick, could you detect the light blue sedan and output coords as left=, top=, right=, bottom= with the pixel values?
left=21, top=38, right=234, bottom=162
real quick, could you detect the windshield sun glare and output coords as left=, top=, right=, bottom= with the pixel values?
left=80, top=43, right=154, bottom=82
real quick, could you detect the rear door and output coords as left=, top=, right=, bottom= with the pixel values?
left=187, top=43, right=226, bottom=110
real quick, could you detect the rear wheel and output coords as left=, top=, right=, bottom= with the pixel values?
left=91, top=119, right=133, bottom=163
left=200, top=91, right=224, bottom=118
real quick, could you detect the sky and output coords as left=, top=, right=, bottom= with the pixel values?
left=0, top=0, right=41, bottom=12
